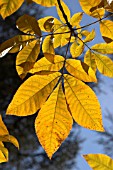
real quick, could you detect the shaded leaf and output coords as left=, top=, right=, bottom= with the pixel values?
left=64, top=74, right=104, bottom=131
left=7, top=72, right=61, bottom=116
left=16, top=39, right=40, bottom=79
left=0, top=0, right=24, bottom=19
left=65, top=59, right=97, bottom=82
left=0, top=35, right=35, bottom=57
left=16, top=14, right=41, bottom=36
left=83, top=154, right=113, bottom=170
left=35, top=83, right=73, bottom=159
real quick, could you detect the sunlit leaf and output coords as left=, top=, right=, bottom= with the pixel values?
left=70, top=12, right=83, bottom=28
left=83, top=154, right=113, bottom=170
left=93, top=53, right=113, bottom=77
left=0, top=35, right=35, bottom=57
left=84, top=50, right=97, bottom=72
left=42, top=35, right=55, bottom=55
left=92, top=42, right=113, bottom=54
left=29, top=55, right=64, bottom=74
left=70, top=41, right=84, bottom=58
left=0, top=135, right=19, bottom=149
left=7, top=72, right=61, bottom=116
left=100, top=20, right=113, bottom=43
left=84, top=29, right=96, bottom=43
left=65, top=59, right=97, bottom=82
left=0, top=115, right=9, bottom=136
left=0, top=0, right=24, bottom=19
left=56, top=1, right=70, bottom=23
left=32, top=0, right=58, bottom=7
left=35, top=83, right=73, bottom=159
left=16, top=14, right=41, bottom=36
left=0, top=145, right=8, bottom=163
left=64, top=74, right=104, bottom=131
left=16, top=39, right=40, bottom=79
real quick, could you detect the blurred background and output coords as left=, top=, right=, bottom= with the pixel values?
left=0, top=0, right=113, bottom=169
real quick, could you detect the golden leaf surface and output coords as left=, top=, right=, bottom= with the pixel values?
left=7, top=72, right=61, bottom=116
left=16, top=40, right=40, bottom=79
left=84, top=29, right=96, bottom=43
left=83, top=154, right=113, bottom=170
left=100, top=20, right=113, bottom=43
left=70, top=12, right=83, bottom=28
left=64, top=74, right=104, bottom=131
left=29, top=55, right=64, bottom=74
left=32, top=0, right=58, bottom=7
left=65, top=59, right=97, bottom=82
left=35, top=83, right=73, bottom=159
left=92, top=42, right=113, bottom=54
left=42, top=36, right=55, bottom=55
left=0, top=0, right=24, bottom=19
left=70, top=41, right=84, bottom=58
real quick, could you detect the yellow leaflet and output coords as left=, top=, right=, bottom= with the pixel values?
left=29, top=55, right=64, bottom=74
left=16, top=40, right=40, bottom=79
left=93, top=53, right=113, bottom=77
left=79, top=0, right=102, bottom=17
left=92, top=42, right=113, bottom=54
left=0, top=146, right=8, bottom=163
left=70, top=12, right=83, bottom=28
left=100, top=20, right=113, bottom=43
left=84, top=50, right=97, bottom=72
left=38, top=17, right=62, bottom=32
left=35, top=83, right=73, bottom=159
left=32, top=0, right=58, bottom=7
left=16, top=14, right=41, bottom=36
left=56, top=1, right=71, bottom=23
left=7, top=72, right=61, bottom=116
left=42, top=35, right=55, bottom=55
left=83, top=154, right=113, bottom=170
left=60, top=26, right=71, bottom=47
left=65, top=59, right=97, bottom=82
left=0, top=35, right=35, bottom=57
left=64, top=74, right=104, bottom=131
left=0, top=135, right=19, bottom=149
left=81, top=30, right=90, bottom=36
left=91, top=8, right=105, bottom=18
left=0, top=115, right=9, bottom=136
left=84, top=29, right=96, bottom=43
left=100, top=0, right=113, bottom=12
left=0, top=0, right=24, bottom=19
left=70, top=41, right=84, bottom=58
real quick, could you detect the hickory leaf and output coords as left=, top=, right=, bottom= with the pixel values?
left=65, top=59, right=97, bottom=82
left=70, top=41, right=84, bottom=58
left=84, top=29, right=96, bottom=43
left=32, top=0, right=58, bottom=7
left=42, top=36, right=55, bottom=56
left=35, top=83, right=73, bottom=159
left=6, top=72, right=61, bottom=116
left=83, top=154, right=113, bottom=170
left=29, top=55, right=64, bottom=74
left=16, top=39, right=40, bottom=79
left=0, top=0, right=24, bottom=19
left=64, top=74, right=104, bottom=131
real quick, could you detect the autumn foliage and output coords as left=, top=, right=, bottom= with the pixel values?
left=0, top=0, right=113, bottom=169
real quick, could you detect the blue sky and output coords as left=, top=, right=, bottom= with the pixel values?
left=43, top=0, right=113, bottom=169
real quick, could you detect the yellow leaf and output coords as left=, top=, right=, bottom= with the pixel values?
left=56, top=1, right=70, bottom=23
left=65, top=59, right=97, bottom=82
left=79, top=0, right=103, bottom=18
left=7, top=72, right=61, bottom=116
left=38, top=16, right=62, bottom=32
left=0, top=146, right=8, bottom=163
left=70, top=12, right=83, bottom=28
left=70, top=41, right=84, bottom=58
left=35, top=83, right=73, bottom=159
left=93, top=53, right=113, bottom=77
left=0, top=35, right=35, bottom=57
left=81, top=30, right=90, bottom=37
left=42, top=35, right=55, bottom=55
left=84, top=50, right=97, bottom=72
left=0, top=115, right=9, bottom=136
left=64, top=74, right=104, bottom=131
left=92, top=42, right=113, bottom=54
left=0, top=135, right=19, bottom=149
left=100, top=20, right=113, bottom=43
left=29, top=55, right=64, bottom=74
left=32, top=0, right=58, bottom=7
left=84, top=29, right=96, bottom=43
left=16, top=40, right=40, bottom=79
left=83, top=154, right=113, bottom=170
left=0, top=0, right=24, bottom=19
left=16, top=14, right=41, bottom=36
